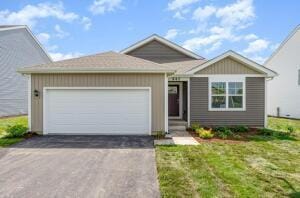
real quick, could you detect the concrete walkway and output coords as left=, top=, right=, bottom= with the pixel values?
left=154, top=130, right=199, bottom=145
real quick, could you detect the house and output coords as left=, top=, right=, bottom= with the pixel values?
left=18, top=34, right=277, bottom=135
left=0, top=25, right=52, bottom=117
left=265, top=25, right=300, bottom=119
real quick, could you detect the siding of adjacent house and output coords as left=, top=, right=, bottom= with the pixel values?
left=0, top=28, right=51, bottom=117
left=190, top=77, right=265, bottom=126
left=30, top=73, right=165, bottom=133
left=126, top=40, right=196, bottom=63
left=196, top=57, right=261, bottom=74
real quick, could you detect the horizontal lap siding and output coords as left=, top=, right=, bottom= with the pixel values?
left=190, top=77, right=265, bottom=127
left=31, top=73, right=165, bottom=133
left=127, top=40, right=194, bottom=63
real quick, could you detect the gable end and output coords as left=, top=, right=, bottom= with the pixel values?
left=196, top=57, right=262, bottom=75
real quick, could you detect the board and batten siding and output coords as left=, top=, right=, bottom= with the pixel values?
left=190, top=77, right=265, bottom=127
left=196, top=57, right=261, bottom=75
left=30, top=73, right=165, bottom=133
left=0, top=28, right=51, bottom=117
left=126, top=40, right=195, bottom=63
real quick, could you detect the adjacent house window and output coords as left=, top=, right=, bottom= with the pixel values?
left=209, top=77, right=245, bottom=111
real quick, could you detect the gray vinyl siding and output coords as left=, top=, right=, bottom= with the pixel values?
left=0, top=28, right=51, bottom=117
left=31, top=73, right=165, bottom=134
left=196, top=57, right=261, bottom=74
left=126, top=40, right=196, bottom=63
left=190, top=77, right=265, bottom=127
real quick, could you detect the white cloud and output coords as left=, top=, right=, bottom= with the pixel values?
left=249, top=55, right=267, bottom=64
left=193, top=6, right=216, bottom=21
left=244, top=33, right=258, bottom=40
left=270, top=43, right=280, bottom=51
left=81, top=17, right=92, bottom=30
left=183, top=34, right=223, bottom=51
left=168, top=0, right=199, bottom=11
left=36, top=33, right=50, bottom=44
left=165, top=29, right=179, bottom=40
left=0, top=2, right=90, bottom=30
left=49, top=52, right=83, bottom=61
left=243, top=39, right=269, bottom=54
left=54, top=24, right=69, bottom=38
left=216, top=0, right=255, bottom=29
left=89, top=0, right=123, bottom=15
left=205, top=41, right=222, bottom=53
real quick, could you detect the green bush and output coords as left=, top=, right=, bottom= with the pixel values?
left=154, top=131, right=166, bottom=139
left=231, top=125, right=249, bottom=133
left=191, top=123, right=201, bottom=131
left=5, top=124, right=28, bottom=138
left=213, top=127, right=233, bottom=139
left=286, top=125, right=295, bottom=134
left=258, top=128, right=275, bottom=136
left=197, top=128, right=214, bottom=139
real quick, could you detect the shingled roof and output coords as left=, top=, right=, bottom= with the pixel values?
left=18, top=51, right=175, bottom=74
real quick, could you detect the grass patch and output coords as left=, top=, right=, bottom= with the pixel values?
left=0, top=116, right=27, bottom=147
left=156, top=117, right=300, bottom=197
left=268, top=117, right=300, bottom=133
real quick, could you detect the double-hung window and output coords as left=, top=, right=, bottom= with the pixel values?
left=209, top=77, right=245, bottom=111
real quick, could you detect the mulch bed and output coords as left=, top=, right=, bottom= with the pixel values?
left=23, top=132, right=39, bottom=139
left=188, top=128, right=261, bottom=144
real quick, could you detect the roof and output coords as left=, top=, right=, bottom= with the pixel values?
left=18, top=51, right=175, bottom=74
left=0, top=25, right=52, bottom=61
left=163, top=59, right=207, bottom=74
left=264, top=24, right=300, bottom=65
left=120, top=34, right=205, bottom=60
left=187, top=50, right=278, bottom=77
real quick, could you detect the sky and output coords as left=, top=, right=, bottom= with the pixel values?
left=0, top=0, right=299, bottom=62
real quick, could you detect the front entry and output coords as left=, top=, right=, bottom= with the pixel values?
left=168, top=85, right=180, bottom=117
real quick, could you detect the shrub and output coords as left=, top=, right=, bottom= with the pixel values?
left=191, top=123, right=201, bottom=131
left=213, top=127, right=233, bottom=139
left=5, top=124, right=28, bottom=138
left=197, top=128, right=214, bottom=139
left=286, top=125, right=295, bottom=134
left=258, top=128, right=275, bottom=136
left=231, top=125, right=249, bottom=133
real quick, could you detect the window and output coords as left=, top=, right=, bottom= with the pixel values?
left=209, top=77, right=245, bottom=111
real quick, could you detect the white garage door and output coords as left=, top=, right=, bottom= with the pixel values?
left=44, top=88, right=151, bottom=135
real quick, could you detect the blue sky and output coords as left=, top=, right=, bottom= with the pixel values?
left=0, top=0, right=299, bottom=62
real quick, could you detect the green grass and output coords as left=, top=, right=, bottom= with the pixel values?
left=0, top=116, right=27, bottom=147
left=268, top=117, right=300, bottom=133
left=156, top=117, right=300, bottom=197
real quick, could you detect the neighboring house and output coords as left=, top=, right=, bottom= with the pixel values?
left=0, top=25, right=52, bottom=117
left=265, top=25, right=300, bottom=119
left=18, top=34, right=277, bottom=135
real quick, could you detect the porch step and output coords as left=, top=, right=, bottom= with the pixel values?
left=169, top=120, right=188, bottom=127
left=168, top=125, right=187, bottom=131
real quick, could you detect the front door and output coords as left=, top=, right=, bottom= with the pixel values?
left=168, top=85, right=179, bottom=117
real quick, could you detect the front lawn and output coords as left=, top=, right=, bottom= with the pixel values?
left=156, top=117, right=300, bottom=197
left=0, top=116, right=27, bottom=147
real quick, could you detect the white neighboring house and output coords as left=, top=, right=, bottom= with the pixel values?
left=0, top=25, right=52, bottom=117
left=265, top=25, right=300, bottom=119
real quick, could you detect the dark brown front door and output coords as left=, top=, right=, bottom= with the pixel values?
left=168, top=85, right=179, bottom=117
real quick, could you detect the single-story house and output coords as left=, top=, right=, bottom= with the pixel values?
left=18, top=34, right=277, bottom=135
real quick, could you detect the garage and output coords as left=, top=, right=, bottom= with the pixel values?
left=43, top=88, right=151, bottom=135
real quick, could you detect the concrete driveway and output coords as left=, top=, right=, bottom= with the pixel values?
left=0, top=136, right=160, bottom=198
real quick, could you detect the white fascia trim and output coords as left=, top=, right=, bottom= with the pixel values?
left=0, top=25, right=26, bottom=31
left=164, top=73, right=168, bottom=133
left=187, top=50, right=278, bottom=77
left=265, top=25, right=300, bottom=65
left=191, top=74, right=267, bottom=77
left=120, top=34, right=204, bottom=59
left=43, top=87, right=152, bottom=135
left=18, top=69, right=175, bottom=74
left=27, top=75, right=31, bottom=131
left=208, top=76, right=246, bottom=112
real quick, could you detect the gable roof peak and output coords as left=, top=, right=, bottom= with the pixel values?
left=120, top=34, right=205, bottom=60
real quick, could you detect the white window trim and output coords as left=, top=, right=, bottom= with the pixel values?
left=208, top=76, right=246, bottom=111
